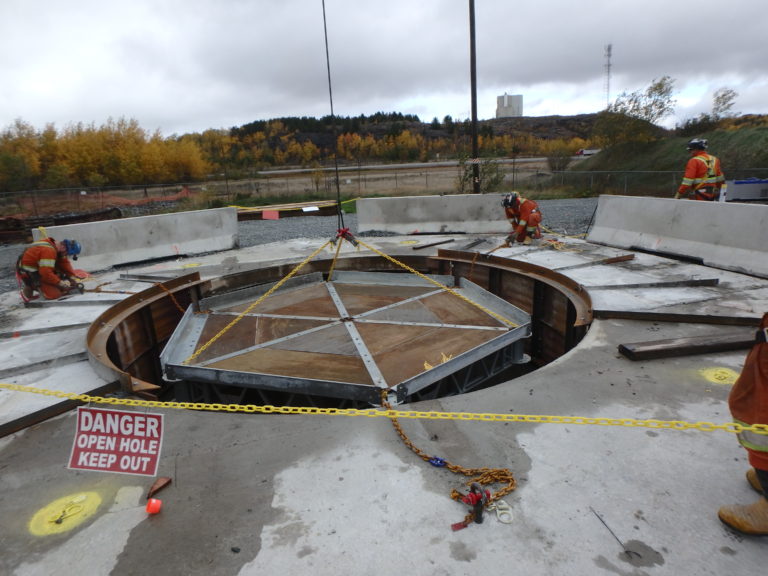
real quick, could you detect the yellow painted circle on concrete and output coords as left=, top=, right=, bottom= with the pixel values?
left=699, top=367, right=739, bottom=386
left=28, top=492, right=102, bottom=536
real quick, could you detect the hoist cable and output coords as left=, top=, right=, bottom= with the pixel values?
left=321, top=0, right=345, bottom=231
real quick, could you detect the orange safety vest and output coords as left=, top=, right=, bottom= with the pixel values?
left=678, top=151, right=725, bottom=201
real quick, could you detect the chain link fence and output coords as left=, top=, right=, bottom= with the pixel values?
left=2, top=164, right=766, bottom=223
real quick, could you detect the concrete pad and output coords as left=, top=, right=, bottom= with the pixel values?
left=0, top=361, right=108, bottom=427
left=0, top=329, right=88, bottom=372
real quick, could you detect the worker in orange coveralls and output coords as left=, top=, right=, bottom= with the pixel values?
left=675, top=138, right=725, bottom=201
left=718, top=312, right=768, bottom=535
left=16, top=237, right=83, bottom=300
left=502, top=192, right=542, bottom=245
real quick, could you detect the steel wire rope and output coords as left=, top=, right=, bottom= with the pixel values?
left=321, top=0, right=346, bottom=233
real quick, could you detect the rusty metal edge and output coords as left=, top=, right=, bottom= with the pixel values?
left=86, top=272, right=204, bottom=394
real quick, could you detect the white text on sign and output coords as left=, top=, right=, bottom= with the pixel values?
left=68, top=407, right=164, bottom=476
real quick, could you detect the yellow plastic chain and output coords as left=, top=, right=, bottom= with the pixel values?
left=1, top=383, right=766, bottom=436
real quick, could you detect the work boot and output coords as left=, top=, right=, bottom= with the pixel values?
left=718, top=498, right=768, bottom=536
left=747, top=469, right=765, bottom=494
left=21, top=284, right=36, bottom=300
left=523, top=236, right=532, bottom=246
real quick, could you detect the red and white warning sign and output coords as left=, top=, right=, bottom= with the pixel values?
left=68, top=407, right=164, bottom=476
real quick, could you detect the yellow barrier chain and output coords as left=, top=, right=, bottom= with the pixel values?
left=2, top=383, right=766, bottom=436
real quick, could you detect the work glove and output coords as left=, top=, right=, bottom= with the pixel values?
left=58, top=279, right=72, bottom=289
left=505, top=235, right=515, bottom=245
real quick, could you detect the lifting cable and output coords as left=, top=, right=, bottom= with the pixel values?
left=181, top=231, right=519, bottom=365
left=182, top=240, right=332, bottom=365
left=321, top=0, right=346, bottom=235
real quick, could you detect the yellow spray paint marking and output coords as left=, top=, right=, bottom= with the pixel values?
left=699, top=367, right=739, bottom=386
left=29, top=492, right=102, bottom=536
left=399, top=240, right=419, bottom=245
left=424, top=352, right=454, bottom=370
left=180, top=262, right=201, bottom=268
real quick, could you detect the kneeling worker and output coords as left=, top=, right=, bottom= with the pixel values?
left=16, top=237, right=83, bottom=301
left=502, top=192, right=542, bottom=245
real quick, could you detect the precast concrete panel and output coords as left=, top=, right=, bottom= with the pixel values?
left=587, top=195, right=768, bottom=278
left=32, top=207, right=238, bottom=271
left=357, top=194, right=510, bottom=234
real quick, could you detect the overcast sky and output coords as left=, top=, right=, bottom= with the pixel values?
left=1, top=0, right=765, bottom=137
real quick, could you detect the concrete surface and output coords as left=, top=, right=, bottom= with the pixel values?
left=1, top=196, right=768, bottom=576
left=32, top=207, right=239, bottom=271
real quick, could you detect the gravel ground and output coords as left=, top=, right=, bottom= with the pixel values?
left=0, top=197, right=598, bottom=295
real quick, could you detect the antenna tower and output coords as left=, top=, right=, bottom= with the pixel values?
left=604, top=43, right=612, bottom=109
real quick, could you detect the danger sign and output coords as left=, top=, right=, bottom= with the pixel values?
left=68, top=407, right=164, bottom=476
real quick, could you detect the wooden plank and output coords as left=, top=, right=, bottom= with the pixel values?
left=555, top=254, right=635, bottom=271
left=587, top=278, right=719, bottom=290
left=594, top=310, right=761, bottom=327
left=618, top=331, right=756, bottom=361
left=412, top=239, right=455, bottom=251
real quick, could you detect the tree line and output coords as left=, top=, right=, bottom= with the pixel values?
left=0, top=79, right=743, bottom=193
left=0, top=113, right=591, bottom=192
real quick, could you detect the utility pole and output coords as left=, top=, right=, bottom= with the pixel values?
left=469, top=0, right=480, bottom=193
left=604, top=43, right=612, bottom=110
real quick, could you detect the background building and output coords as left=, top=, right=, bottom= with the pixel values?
left=496, top=93, right=523, bottom=118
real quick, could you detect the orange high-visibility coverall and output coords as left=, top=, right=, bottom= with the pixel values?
left=504, top=197, right=542, bottom=243
left=18, top=239, right=77, bottom=300
left=677, top=150, right=725, bottom=201
left=729, top=313, right=768, bottom=471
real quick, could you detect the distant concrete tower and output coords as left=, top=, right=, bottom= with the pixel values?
left=496, top=93, right=523, bottom=118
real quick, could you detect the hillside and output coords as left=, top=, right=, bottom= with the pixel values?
left=234, top=112, right=604, bottom=145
